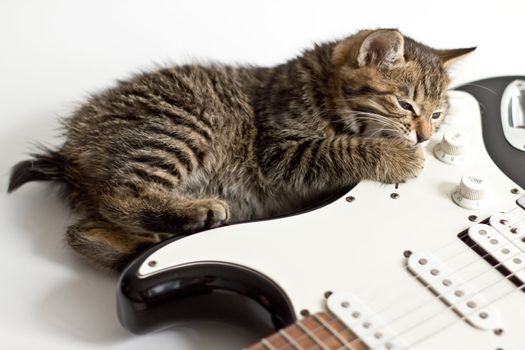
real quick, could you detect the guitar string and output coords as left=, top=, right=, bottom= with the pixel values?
left=330, top=211, right=525, bottom=340
left=324, top=211, right=525, bottom=350
left=257, top=208, right=524, bottom=350
left=328, top=207, right=524, bottom=321
left=400, top=276, right=525, bottom=349
left=349, top=235, right=523, bottom=342
left=351, top=207, right=522, bottom=305
left=310, top=252, right=525, bottom=350
left=261, top=208, right=525, bottom=350
left=314, top=212, right=525, bottom=350
left=319, top=209, right=524, bottom=346
left=339, top=222, right=525, bottom=350
left=262, top=207, right=525, bottom=350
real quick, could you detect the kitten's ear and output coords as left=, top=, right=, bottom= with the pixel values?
left=357, top=30, right=405, bottom=68
left=433, top=47, right=476, bottom=67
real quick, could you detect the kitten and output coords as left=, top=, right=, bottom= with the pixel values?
left=8, top=29, right=474, bottom=271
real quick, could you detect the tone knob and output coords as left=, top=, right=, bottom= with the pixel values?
left=452, top=174, right=488, bottom=210
left=434, top=130, right=467, bottom=165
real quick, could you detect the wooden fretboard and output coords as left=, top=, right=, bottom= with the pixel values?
left=245, top=312, right=367, bottom=350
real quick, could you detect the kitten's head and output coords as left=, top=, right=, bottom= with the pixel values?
left=331, top=29, right=475, bottom=143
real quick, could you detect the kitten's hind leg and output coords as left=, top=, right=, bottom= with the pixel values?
left=66, top=219, right=161, bottom=272
left=139, top=197, right=230, bottom=234
left=99, top=186, right=231, bottom=235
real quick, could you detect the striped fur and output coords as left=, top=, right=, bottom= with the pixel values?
left=8, top=29, right=474, bottom=271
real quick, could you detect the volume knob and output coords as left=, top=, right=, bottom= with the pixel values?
left=434, top=130, right=467, bottom=165
left=452, top=175, right=488, bottom=210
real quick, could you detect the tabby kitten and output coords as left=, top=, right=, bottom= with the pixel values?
left=8, top=29, right=474, bottom=271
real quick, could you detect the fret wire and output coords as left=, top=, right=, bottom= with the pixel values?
left=279, top=329, right=305, bottom=350
left=261, top=338, right=279, bottom=350
left=312, top=314, right=355, bottom=350
left=330, top=316, right=369, bottom=350
left=297, top=321, right=331, bottom=350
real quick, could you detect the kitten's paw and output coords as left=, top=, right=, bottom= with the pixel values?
left=377, top=139, right=426, bottom=184
left=140, top=198, right=230, bottom=234
left=186, top=198, right=230, bottom=230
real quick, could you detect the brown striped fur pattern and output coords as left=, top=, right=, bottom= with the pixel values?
left=8, top=29, right=474, bottom=271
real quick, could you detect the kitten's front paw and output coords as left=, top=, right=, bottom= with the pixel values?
left=185, top=198, right=230, bottom=231
left=377, top=139, right=426, bottom=184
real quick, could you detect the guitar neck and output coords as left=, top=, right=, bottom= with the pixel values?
left=246, top=312, right=367, bottom=350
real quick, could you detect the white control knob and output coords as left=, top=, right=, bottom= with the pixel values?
left=443, top=95, right=468, bottom=127
left=434, top=130, right=467, bottom=165
left=452, top=174, right=488, bottom=210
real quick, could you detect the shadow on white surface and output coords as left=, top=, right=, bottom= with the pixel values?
left=39, top=274, right=130, bottom=344
left=38, top=273, right=268, bottom=348
left=437, top=181, right=458, bottom=201
left=9, top=185, right=73, bottom=263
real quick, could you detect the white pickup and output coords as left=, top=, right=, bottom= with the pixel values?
left=468, top=223, right=525, bottom=285
left=326, top=292, right=406, bottom=350
left=406, top=254, right=501, bottom=330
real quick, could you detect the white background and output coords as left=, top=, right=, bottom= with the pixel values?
left=1, top=1, right=525, bottom=349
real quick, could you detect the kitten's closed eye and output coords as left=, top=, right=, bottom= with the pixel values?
left=398, top=100, right=415, bottom=114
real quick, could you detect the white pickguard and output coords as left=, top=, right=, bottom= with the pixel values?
left=137, top=92, right=525, bottom=349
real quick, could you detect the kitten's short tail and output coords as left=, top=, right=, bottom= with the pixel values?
left=8, top=148, right=67, bottom=193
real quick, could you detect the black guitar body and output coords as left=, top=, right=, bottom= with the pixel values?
left=117, top=236, right=295, bottom=335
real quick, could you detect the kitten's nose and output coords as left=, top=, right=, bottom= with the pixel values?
left=416, top=133, right=429, bottom=143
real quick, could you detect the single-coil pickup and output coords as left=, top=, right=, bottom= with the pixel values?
left=468, top=223, right=525, bottom=285
left=489, top=209, right=525, bottom=250
left=326, top=292, right=406, bottom=350
left=407, top=254, right=501, bottom=330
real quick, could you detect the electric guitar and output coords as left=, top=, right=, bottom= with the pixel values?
left=116, top=89, right=525, bottom=349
